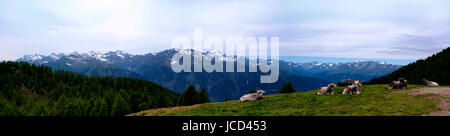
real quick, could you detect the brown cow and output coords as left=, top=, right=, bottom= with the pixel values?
left=317, top=83, right=336, bottom=95
left=342, top=80, right=362, bottom=94
left=388, top=78, right=407, bottom=89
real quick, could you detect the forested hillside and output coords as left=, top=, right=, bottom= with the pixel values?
left=0, top=61, right=183, bottom=116
left=369, top=47, right=449, bottom=85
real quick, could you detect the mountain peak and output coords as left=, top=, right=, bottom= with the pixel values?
left=25, top=54, right=43, bottom=60
left=108, top=50, right=126, bottom=54
left=106, top=50, right=132, bottom=59
left=70, top=51, right=81, bottom=56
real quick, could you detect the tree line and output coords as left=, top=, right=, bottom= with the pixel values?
left=0, top=61, right=210, bottom=116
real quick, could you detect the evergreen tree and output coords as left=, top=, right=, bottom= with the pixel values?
left=155, top=95, right=172, bottom=108
left=50, top=94, right=67, bottom=116
left=199, top=88, right=211, bottom=103
left=84, top=98, right=95, bottom=116
left=1, top=103, right=19, bottom=116
left=92, top=98, right=109, bottom=116
left=31, top=101, right=49, bottom=116
left=111, top=93, right=130, bottom=116
left=279, top=82, right=296, bottom=93
left=11, top=89, right=23, bottom=106
left=64, top=98, right=83, bottom=116
left=179, top=85, right=200, bottom=106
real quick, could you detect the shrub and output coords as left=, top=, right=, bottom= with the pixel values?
left=279, top=82, right=296, bottom=93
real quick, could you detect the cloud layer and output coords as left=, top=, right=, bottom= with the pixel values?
left=0, top=0, right=449, bottom=60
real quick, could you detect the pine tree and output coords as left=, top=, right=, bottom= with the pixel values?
left=279, top=82, right=296, bottom=93
left=84, top=98, right=95, bottom=116
left=64, top=98, right=83, bottom=116
left=31, top=101, right=49, bottom=116
left=199, top=88, right=211, bottom=103
left=89, top=98, right=108, bottom=116
left=111, top=93, right=130, bottom=116
left=93, top=98, right=109, bottom=116
left=1, top=103, right=19, bottom=116
left=155, top=95, right=172, bottom=108
left=50, top=94, right=67, bottom=116
left=11, top=89, right=23, bottom=106
left=179, top=85, right=200, bottom=106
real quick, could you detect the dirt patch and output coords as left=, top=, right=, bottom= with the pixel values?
left=397, top=87, right=450, bottom=116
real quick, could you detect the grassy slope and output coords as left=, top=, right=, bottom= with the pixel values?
left=130, top=85, right=443, bottom=116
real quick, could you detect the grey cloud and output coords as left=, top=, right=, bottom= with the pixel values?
left=388, top=34, right=449, bottom=54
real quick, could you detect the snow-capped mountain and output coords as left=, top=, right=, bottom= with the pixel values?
left=17, top=50, right=133, bottom=66
left=280, top=60, right=401, bottom=82
left=16, top=53, right=64, bottom=64
left=280, top=61, right=337, bottom=76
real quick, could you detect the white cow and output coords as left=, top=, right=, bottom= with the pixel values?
left=240, top=90, right=266, bottom=102
left=423, top=79, right=439, bottom=86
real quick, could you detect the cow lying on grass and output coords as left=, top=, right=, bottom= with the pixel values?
left=423, top=79, right=439, bottom=86
left=389, top=78, right=408, bottom=89
left=240, top=90, right=266, bottom=102
left=342, top=80, right=362, bottom=94
left=317, top=83, right=336, bottom=95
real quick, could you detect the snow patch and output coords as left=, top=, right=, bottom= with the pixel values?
left=116, top=52, right=125, bottom=59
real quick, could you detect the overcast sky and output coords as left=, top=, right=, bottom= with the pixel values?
left=0, top=0, right=449, bottom=61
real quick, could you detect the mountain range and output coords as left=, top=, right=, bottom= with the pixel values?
left=15, top=49, right=401, bottom=101
left=280, top=60, right=401, bottom=82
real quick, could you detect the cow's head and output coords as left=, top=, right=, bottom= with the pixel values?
left=328, top=83, right=336, bottom=88
left=257, top=90, right=266, bottom=95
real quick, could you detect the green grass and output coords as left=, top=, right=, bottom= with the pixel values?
left=134, top=85, right=442, bottom=116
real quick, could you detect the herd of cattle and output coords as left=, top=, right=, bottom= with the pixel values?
left=316, top=80, right=363, bottom=95
left=239, top=78, right=440, bottom=102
